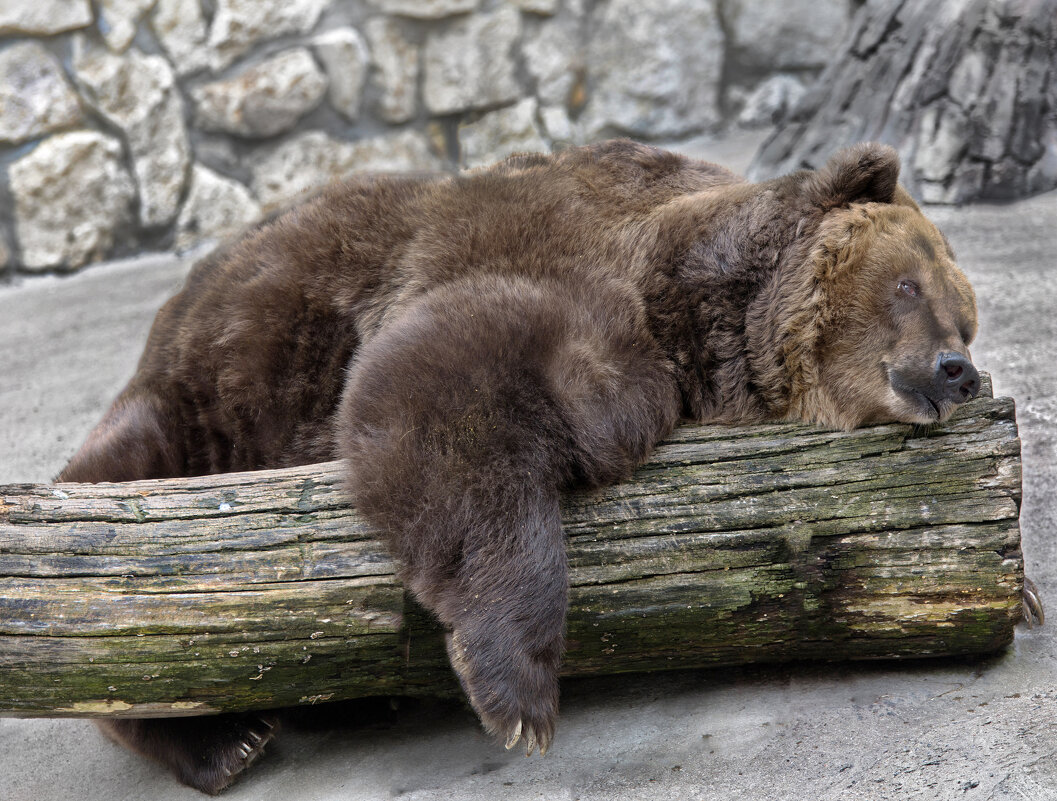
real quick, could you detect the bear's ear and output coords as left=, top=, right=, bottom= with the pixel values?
left=805, top=143, right=900, bottom=210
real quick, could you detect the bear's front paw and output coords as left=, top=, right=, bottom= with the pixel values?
left=100, top=711, right=279, bottom=795
left=445, top=628, right=560, bottom=757
left=166, top=711, right=279, bottom=794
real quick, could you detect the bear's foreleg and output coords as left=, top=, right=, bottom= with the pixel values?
left=337, top=275, right=680, bottom=755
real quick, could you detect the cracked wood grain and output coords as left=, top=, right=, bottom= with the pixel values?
left=0, top=378, right=1025, bottom=718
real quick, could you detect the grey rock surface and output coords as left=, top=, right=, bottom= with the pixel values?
left=364, top=17, right=419, bottom=125
left=582, top=0, right=724, bottom=139
left=1027, top=138, right=1057, bottom=196
left=736, top=74, right=808, bottom=129
left=9, top=131, right=135, bottom=271
left=72, top=40, right=190, bottom=227
left=313, top=27, right=370, bottom=123
left=913, top=105, right=970, bottom=197
left=1, top=133, right=1054, bottom=801
left=722, top=0, right=851, bottom=73
left=751, top=0, right=1057, bottom=203
left=0, top=0, right=92, bottom=35
left=539, top=104, right=574, bottom=144
left=0, top=0, right=868, bottom=274
left=206, top=0, right=329, bottom=72
left=422, top=7, right=522, bottom=115
left=0, top=42, right=83, bottom=146
left=522, top=15, right=581, bottom=108
left=149, top=0, right=209, bottom=76
left=97, top=0, right=156, bottom=52
left=459, top=99, right=547, bottom=168
left=368, top=0, right=479, bottom=18
left=251, top=130, right=444, bottom=210
left=174, top=165, right=261, bottom=252
left=513, top=0, right=559, bottom=13
left=193, top=48, right=329, bottom=139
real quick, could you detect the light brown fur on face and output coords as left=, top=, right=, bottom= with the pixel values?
left=788, top=203, right=979, bottom=429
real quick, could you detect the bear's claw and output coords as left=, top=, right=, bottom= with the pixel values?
left=505, top=719, right=523, bottom=750
left=523, top=725, right=538, bottom=757
left=504, top=720, right=547, bottom=756
left=1023, top=576, right=1045, bottom=627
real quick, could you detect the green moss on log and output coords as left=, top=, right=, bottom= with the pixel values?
left=0, top=380, right=1025, bottom=718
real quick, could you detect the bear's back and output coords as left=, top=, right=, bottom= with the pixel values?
left=126, top=142, right=742, bottom=472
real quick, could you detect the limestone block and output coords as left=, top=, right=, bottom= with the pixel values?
left=10, top=131, right=135, bottom=271
left=513, top=0, right=558, bottom=13
left=193, top=48, right=328, bottom=138
left=364, top=18, right=418, bottom=124
left=737, top=74, right=808, bottom=128
left=98, top=0, right=156, bottom=52
left=1026, top=134, right=1057, bottom=196
left=73, top=40, right=190, bottom=227
left=459, top=99, right=548, bottom=168
left=582, top=0, right=724, bottom=139
left=914, top=103, right=971, bottom=185
left=251, top=130, right=445, bottom=210
left=175, top=165, right=261, bottom=251
left=0, top=0, right=92, bottom=35
left=150, top=0, right=209, bottom=76
left=522, top=16, right=580, bottom=107
left=539, top=104, right=574, bottom=143
left=0, top=42, right=83, bottom=146
left=948, top=47, right=988, bottom=110
left=423, top=6, right=521, bottom=115
left=722, top=0, right=851, bottom=73
left=368, top=0, right=478, bottom=18
left=313, top=27, right=369, bottom=122
left=207, top=0, right=329, bottom=72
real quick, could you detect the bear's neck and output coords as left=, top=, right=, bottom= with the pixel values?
left=647, top=192, right=822, bottom=424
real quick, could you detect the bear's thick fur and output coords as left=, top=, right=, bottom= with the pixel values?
left=61, top=140, right=980, bottom=794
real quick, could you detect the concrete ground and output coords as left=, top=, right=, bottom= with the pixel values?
left=1, top=135, right=1056, bottom=801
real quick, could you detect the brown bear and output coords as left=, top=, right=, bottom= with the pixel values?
left=60, top=140, right=981, bottom=794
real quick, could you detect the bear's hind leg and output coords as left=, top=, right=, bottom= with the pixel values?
left=59, top=389, right=280, bottom=793
left=58, top=391, right=183, bottom=483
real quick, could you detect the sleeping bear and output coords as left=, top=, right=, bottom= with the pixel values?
left=60, top=140, right=982, bottom=794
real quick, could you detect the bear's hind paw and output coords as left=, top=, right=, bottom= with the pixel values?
left=445, top=628, right=560, bottom=758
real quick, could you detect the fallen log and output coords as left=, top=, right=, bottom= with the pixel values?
left=0, top=378, right=1025, bottom=718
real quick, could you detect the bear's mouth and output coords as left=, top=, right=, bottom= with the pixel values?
left=899, top=386, right=960, bottom=423
left=914, top=390, right=942, bottom=420
left=888, top=376, right=947, bottom=423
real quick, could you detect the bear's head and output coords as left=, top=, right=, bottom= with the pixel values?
left=764, top=144, right=980, bottom=430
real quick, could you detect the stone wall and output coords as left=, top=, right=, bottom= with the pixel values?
left=0, top=0, right=855, bottom=276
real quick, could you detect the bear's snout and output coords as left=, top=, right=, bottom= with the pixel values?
left=936, top=352, right=980, bottom=404
left=887, top=351, right=980, bottom=422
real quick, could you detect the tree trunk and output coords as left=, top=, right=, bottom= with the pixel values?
left=750, top=0, right=1057, bottom=203
left=0, top=380, right=1025, bottom=718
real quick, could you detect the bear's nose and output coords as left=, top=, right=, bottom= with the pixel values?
left=936, top=353, right=979, bottom=404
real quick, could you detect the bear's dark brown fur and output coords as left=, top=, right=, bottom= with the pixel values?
left=60, top=140, right=980, bottom=794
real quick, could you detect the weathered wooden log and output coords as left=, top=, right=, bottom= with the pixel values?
left=750, top=0, right=1057, bottom=203
left=0, top=380, right=1024, bottom=719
